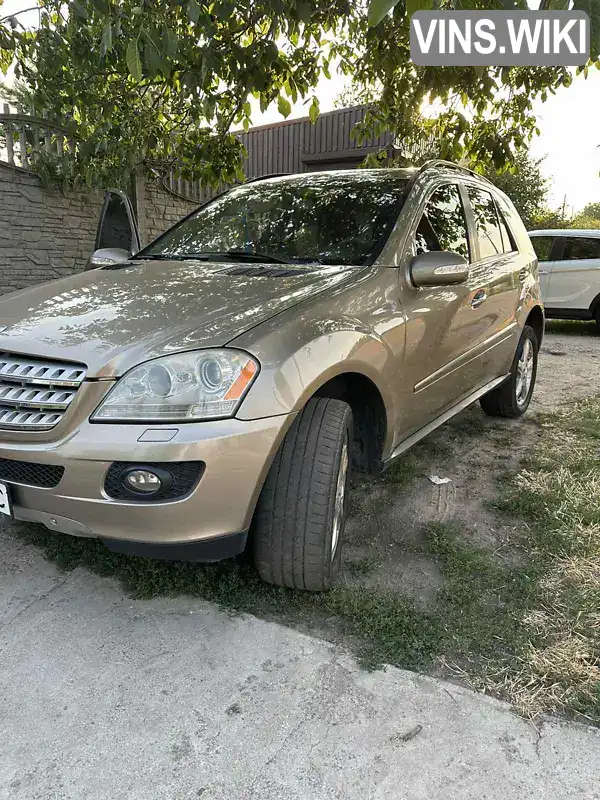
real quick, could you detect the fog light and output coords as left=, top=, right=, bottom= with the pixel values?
left=123, top=468, right=162, bottom=494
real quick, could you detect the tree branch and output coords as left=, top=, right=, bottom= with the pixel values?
left=0, top=6, right=40, bottom=24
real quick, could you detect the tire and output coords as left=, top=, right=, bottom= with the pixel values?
left=252, top=397, right=352, bottom=591
left=480, top=325, right=538, bottom=418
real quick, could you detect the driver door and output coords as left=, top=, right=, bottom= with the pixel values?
left=89, top=189, right=141, bottom=268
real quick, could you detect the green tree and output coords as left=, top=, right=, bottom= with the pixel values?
left=338, top=0, right=599, bottom=171
left=580, top=201, right=600, bottom=219
left=486, top=153, right=549, bottom=230
left=532, top=208, right=570, bottom=229
left=0, top=0, right=343, bottom=187
left=0, top=0, right=598, bottom=188
left=569, top=212, right=600, bottom=228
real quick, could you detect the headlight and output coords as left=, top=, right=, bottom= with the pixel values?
left=91, top=349, right=259, bottom=422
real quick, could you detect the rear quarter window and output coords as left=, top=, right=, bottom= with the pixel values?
left=466, top=187, right=505, bottom=259
left=494, top=193, right=532, bottom=255
left=561, top=237, right=600, bottom=261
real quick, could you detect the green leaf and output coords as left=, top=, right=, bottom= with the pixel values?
left=546, top=0, right=570, bottom=8
left=70, top=1, right=86, bottom=18
left=573, top=0, right=600, bottom=60
left=126, top=39, right=142, bottom=81
left=188, top=0, right=202, bottom=23
left=406, top=0, right=433, bottom=14
left=100, top=22, right=112, bottom=55
left=284, top=78, right=298, bottom=103
left=308, top=96, right=320, bottom=124
left=277, top=95, right=291, bottom=117
left=295, top=2, right=312, bottom=22
left=474, top=65, right=485, bottom=76
left=163, top=27, right=178, bottom=58
left=368, top=0, right=399, bottom=26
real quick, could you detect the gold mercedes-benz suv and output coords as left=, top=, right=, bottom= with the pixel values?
left=0, top=161, right=543, bottom=590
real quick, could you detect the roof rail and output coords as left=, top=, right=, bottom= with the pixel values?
left=416, top=159, right=493, bottom=185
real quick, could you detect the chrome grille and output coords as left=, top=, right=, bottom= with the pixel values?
left=0, top=353, right=86, bottom=431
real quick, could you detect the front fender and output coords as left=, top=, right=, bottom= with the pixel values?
left=232, top=314, right=398, bottom=436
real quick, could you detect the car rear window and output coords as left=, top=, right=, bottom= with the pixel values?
left=561, top=236, right=600, bottom=261
left=466, top=187, right=511, bottom=259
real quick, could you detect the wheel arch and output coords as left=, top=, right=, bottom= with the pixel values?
left=312, top=371, right=388, bottom=474
left=525, top=305, right=545, bottom=347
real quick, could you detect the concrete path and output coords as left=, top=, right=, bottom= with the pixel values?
left=1, top=528, right=600, bottom=800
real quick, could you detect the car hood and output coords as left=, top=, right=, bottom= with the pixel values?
left=0, top=260, right=353, bottom=377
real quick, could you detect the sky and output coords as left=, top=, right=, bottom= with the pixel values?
left=2, top=0, right=599, bottom=212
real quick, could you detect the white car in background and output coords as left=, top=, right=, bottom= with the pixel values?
left=528, top=229, right=600, bottom=326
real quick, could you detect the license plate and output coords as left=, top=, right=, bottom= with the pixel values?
left=0, top=482, right=12, bottom=517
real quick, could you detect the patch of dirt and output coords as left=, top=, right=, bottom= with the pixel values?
left=342, top=329, right=600, bottom=606
left=532, top=325, right=600, bottom=410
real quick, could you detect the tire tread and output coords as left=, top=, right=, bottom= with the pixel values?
left=253, top=397, right=352, bottom=591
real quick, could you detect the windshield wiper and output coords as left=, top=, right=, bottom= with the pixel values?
left=134, top=253, right=212, bottom=261
left=134, top=250, right=318, bottom=265
left=223, top=249, right=291, bottom=264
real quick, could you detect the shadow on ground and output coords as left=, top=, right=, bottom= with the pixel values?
left=3, top=331, right=600, bottom=722
left=4, top=404, right=539, bottom=676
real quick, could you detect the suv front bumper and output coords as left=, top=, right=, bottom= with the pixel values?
left=0, top=414, right=294, bottom=560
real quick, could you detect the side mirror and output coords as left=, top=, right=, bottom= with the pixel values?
left=89, top=247, right=130, bottom=268
left=410, top=251, right=469, bottom=287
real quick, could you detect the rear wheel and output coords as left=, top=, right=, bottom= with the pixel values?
left=480, top=325, right=538, bottom=418
left=252, top=397, right=352, bottom=591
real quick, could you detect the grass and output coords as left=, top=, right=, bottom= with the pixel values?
left=424, top=522, right=539, bottom=666
left=545, top=319, right=598, bottom=337
left=8, top=396, right=600, bottom=723
left=486, top=397, right=600, bottom=721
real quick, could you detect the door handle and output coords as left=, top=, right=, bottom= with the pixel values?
left=539, top=269, right=549, bottom=275
left=471, top=289, right=487, bottom=309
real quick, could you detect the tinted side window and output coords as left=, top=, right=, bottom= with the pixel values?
left=496, top=207, right=516, bottom=252
left=561, top=237, right=600, bottom=261
left=97, top=193, right=135, bottom=251
left=467, top=187, right=504, bottom=259
left=415, top=184, right=470, bottom=261
left=530, top=236, right=555, bottom=262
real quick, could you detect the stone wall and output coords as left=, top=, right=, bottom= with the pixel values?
left=0, top=165, right=198, bottom=296
left=144, top=180, right=197, bottom=244
left=0, top=164, right=102, bottom=295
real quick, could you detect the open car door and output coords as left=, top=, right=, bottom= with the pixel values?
left=88, top=189, right=141, bottom=268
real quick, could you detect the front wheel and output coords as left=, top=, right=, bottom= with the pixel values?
left=480, top=325, right=538, bottom=418
left=252, top=397, right=352, bottom=591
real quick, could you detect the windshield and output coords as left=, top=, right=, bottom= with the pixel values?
left=143, top=171, right=408, bottom=266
